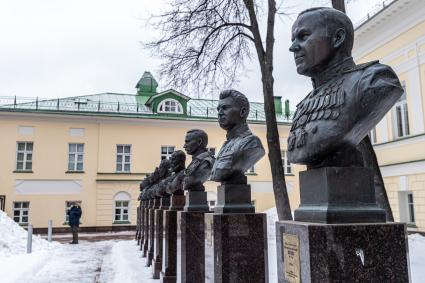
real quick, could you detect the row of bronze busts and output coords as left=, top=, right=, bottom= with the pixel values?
left=138, top=129, right=215, bottom=204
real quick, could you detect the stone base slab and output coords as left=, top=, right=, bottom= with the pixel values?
left=205, top=213, right=268, bottom=283
left=276, top=221, right=410, bottom=283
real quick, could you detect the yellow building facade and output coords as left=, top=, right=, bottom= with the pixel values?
left=353, top=0, right=425, bottom=232
left=0, top=76, right=300, bottom=231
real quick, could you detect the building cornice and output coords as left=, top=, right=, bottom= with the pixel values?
left=353, top=0, right=425, bottom=60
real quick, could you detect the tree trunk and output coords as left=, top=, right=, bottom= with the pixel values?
left=243, top=0, right=292, bottom=220
left=332, top=0, right=346, bottom=13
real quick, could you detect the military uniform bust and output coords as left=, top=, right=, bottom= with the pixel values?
left=183, top=129, right=215, bottom=191
left=165, top=150, right=186, bottom=195
left=211, top=90, right=265, bottom=184
left=153, top=158, right=171, bottom=197
left=287, top=7, right=403, bottom=168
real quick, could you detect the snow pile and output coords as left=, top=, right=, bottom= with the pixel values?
left=0, top=210, right=58, bottom=256
left=408, top=233, right=425, bottom=282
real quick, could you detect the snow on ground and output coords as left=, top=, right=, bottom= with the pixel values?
left=0, top=210, right=58, bottom=257
left=0, top=208, right=425, bottom=282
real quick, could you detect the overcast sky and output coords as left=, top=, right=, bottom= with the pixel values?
left=0, top=0, right=384, bottom=106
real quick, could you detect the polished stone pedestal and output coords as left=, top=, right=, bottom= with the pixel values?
left=294, top=167, right=386, bottom=223
left=136, top=205, right=140, bottom=242
left=177, top=211, right=209, bottom=283
left=148, top=198, right=160, bottom=267
left=152, top=205, right=167, bottom=279
left=276, top=221, right=410, bottom=282
left=205, top=213, right=268, bottom=283
left=161, top=195, right=185, bottom=283
left=184, top=191, right=209, bottom=212
left=214, top=184, right=255, bottom=213
left=142, top=201, right=151, bottom=256
left=139, top=203, right=145, bottom=246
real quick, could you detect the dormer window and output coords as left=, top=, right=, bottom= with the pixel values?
left=158, top=99, right=183, bottom=114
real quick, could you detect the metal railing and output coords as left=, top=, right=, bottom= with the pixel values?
left=354, top=0, right=396, bottom=29
left=0, top=96, right=293, bottom=122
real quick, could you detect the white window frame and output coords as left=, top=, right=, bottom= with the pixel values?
left=65, top=201, right=82, bottom=222
left=393, top=84, right=410, bottom=139
left=407, top=192, right=415, bottom=224
left=16, top=142, right=33, bottom=171
left=13, top=201, right=29, bottom=224
left=281, top=150, right=292, bottom=175
left=68, top=143, right=84, bottom=172
left=113, top=192, right=131, bottom=223
left=157, top=99, right=183, bottom=114
left=116, top=144, right=131, bottom=172
left=161, top=146, right=175, bottom=160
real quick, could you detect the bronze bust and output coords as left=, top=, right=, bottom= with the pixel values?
left=210, top=89, right=265, bottom=184
left=165, top=150, right=187, bottom=195
left=183, top=129, right=215, bottom=191
left=287, top=7, right=403, bottom=168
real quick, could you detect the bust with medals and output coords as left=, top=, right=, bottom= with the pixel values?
left=288, top=7, right=403, bottom=223
left=288, top=7, right=403, bottom=169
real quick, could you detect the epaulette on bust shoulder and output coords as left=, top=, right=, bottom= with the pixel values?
left=343, top=60, right=379, bottom=74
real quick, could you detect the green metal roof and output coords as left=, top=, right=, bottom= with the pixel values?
left=0, top=93, right=293, bottom=123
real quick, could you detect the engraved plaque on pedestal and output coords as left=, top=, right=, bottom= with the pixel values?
left=283, top=233, right=300, bottom=283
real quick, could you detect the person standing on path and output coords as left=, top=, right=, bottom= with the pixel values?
left=68, top=202, right=82, bottom=244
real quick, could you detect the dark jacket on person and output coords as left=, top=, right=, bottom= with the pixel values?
left=68, top=205, right=82, bottom=227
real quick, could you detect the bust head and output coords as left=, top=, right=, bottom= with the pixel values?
left=170, top=150, right=186, bottom=172
left=217, top=89, right=250, bottom=131
left=158, top=158, right=171, bottom=178
left=184, top=129, right=208, bottom=156
left=289, top=7, right=354, bottom=77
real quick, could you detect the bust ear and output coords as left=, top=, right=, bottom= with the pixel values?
left=333, top=28, right=346, bottom=49
left=240, top=106, right=247, bottom=119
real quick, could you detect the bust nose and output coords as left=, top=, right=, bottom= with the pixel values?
left=289, top=42, right=300, bottom=52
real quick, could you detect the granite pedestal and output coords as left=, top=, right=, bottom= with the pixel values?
left=148, top=198, right=160, bottom=267
left=205, top=213, right=268, bottom=283
left=177, top=211, right=209, bottom=283
left=184, top=191, right=209, bottom=212
left=277, top=167, right=410, bottom=282
left=276, top=221, right=410, bottom=282
left=294, top=167, right=386, bottom=223
left=142, top=200, right=151, bottom=256
left=135, top=205, right=140, bottom=241
left=204, top=183, right=268, bottom=283
left=139, top=202, right=145, bottom=246
left=161, top=194, right=185, bottom=283
left=152, top=196, right=170, bottom=279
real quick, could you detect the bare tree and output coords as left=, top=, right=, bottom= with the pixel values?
left=332, top=0, right=394, bottom=221
left=146, top=0, right=292, bottom=220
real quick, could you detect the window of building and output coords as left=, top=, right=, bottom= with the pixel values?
left=114, top=192, right=131, bottom=223
left=281, top=150, right=292, bottom=175
left=68, top=143, right=84, bottom=171
left=161, top=146, right=175, bottom=160
left=13, top=202, right=29, bottom=224
left=157, top=99, right=183, bottom=114
left=369, top=127, right=377, bottom=144
left=116, top=145, right=131, bottom=172
left=408, top=193, right=415, bottom=223
left=0, top=195, right=5, bottom=211
left=65, top=201, right=82, bottom=222
left=16, top=142, right=33, bottom=171
left=393, top=85, right=409, bottom=138
left=209, top=200, right=216, bottom=209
